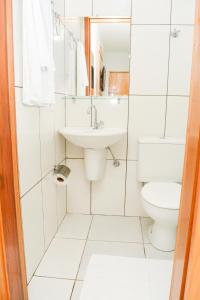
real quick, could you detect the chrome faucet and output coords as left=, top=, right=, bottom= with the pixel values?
left=87, top=104, right=104, bottom=130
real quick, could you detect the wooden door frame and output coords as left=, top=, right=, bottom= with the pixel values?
left=1, top=0, right=200, bottom=299
left=170, top=0, right=200, bottom=298
left=184, top=145, right=200, bottom=298
left=0, top=0, right=28, bottom=299
left=84, top=17, right=91, bottom=96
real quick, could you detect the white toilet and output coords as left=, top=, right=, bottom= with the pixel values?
left=138, top=137, right=185, bottom=251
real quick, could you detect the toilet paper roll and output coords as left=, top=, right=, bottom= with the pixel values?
left=53, top=165, right=71, bottom=186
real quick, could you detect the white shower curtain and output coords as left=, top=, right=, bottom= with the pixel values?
left=23, top=0, right=55, bottom=106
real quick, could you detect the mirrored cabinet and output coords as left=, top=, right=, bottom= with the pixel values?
left=63, top=17, right=131, bottom=98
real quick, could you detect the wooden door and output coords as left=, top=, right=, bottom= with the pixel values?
left=184, top=160, right=200, bottom=299
left=109, top=72, right=129, bottom=96
left=0, top=0, right=28, bottom=299
left=170, top=0, right=200, bottom=298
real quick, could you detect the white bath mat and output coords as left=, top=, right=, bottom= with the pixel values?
left=80, top=255, right=173, bottom=300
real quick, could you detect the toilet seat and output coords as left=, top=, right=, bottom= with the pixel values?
left=141, top=182, right=181, bottom=210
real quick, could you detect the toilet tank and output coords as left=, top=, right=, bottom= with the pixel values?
left=138, top=137, right=185, bottom=183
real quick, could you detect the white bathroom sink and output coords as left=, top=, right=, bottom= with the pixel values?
left=59, top=127, right=127, bottom=149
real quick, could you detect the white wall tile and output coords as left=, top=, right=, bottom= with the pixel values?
left=15, top=88, right=42, bottom=195
left=21, top=183, right=44, bottom=282
left=128, top=96, right=166, bottom=160
left=93, top=99, right=128, bottom=159
left=165, top=96, right=189, bottom=137
left=93, top=0, right=131, bottom=16
left=67, top=159, right=91, bottom=214
left=132, top=0, right=171, bottom=24
left=65, top=0, right=92, bottom=16
left=92, top=160, right=126, bottom=215
left=40, top=106, right=56, bottom=176
left=56, top=185, right=67, bottom=226
left=66, top=98, right=91, bottom=158
left=130, top=26, right=170, bottom=95
left=12, top=0, right=22, bottom=87
left=125, top=161, right=147, bottom=216
left=42, top=173, right=58, bottom=250
left=171, top=0, right=195, bottom=25
left=168, top=26, right=193, bottom=96
left=55, top=95, right=66, bottom=164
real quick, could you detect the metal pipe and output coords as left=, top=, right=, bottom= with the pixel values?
left=106, top=147, right=120, bottom=167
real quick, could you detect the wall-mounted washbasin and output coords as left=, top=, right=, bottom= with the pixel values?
left=59, top=127, right=126, bottom=149
left=59, top=127, right=127, bottom=181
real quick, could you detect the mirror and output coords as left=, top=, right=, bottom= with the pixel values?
left=64, top=17, right=131, bottom=97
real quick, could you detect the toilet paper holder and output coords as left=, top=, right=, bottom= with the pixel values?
left=54, top=165, right=71, bottom=183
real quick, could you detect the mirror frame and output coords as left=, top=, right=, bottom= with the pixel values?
left=84, top=17, right=131, bottom=96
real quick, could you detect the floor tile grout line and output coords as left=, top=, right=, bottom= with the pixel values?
left=56, top=215, right=151, bottom=244
left=29, top=235, right=58, bottom=285
left=85, top=238, right=144, bottom=245
left=139, top=217, right=146, bottom=258
left=77, top=213, right=144, bottom=218
left=29, top=214, right=173, bottom=296
left=139, top=217, right=145, bottom=244
left=34, top=274, right=75, bottom=281
left=30, top=211, right=69, bottom=285
left=69, top=215, right=94, bottom=299
left=31, top=215, right=93, bottom=298
left=69, top=280, right=78, bottom=300
left=55, top=235, right=145, bottom=245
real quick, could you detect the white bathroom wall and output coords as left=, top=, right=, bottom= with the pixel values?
left=64, top=0, right=195, bottom=216
left=13, top=0, right=67, bottom=283
left=65, top=0, right=131, bottom=16
left=104, top=52, right=130, bottom=72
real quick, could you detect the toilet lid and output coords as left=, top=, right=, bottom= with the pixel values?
left=141, top=182, right=181, bottom=210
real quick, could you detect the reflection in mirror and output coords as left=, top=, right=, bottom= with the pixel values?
left=88, top=18, right=131, bottom=97
left=64, top=17, right=131, bottom=97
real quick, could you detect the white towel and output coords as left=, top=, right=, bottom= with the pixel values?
left=23, top=0, right=55, bottom=106
left=76, top=41, right=89, bottom=96
left=65, top=32, right=77, bottom=96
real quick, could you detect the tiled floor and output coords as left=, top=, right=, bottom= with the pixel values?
left=28, top=214, right=174, bottom=300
